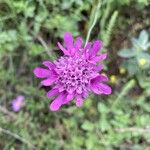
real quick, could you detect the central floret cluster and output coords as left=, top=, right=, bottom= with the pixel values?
left=55, top=55, right=95, bottom=95
left=34, top=32, right=112, bottom=111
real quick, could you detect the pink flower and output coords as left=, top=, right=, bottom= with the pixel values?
left=11, top=95, right=25, bottom=112
left=34, top=32, right=112, bottom=111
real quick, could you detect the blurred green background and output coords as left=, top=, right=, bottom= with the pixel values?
left=0, top=0, right=150, bottom=149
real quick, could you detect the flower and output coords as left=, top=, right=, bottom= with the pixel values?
left=119, top=67, right=126, bottom=74
left=110, top=75, right=117, bottom=84
left=11, top=95, right=25, bottom=112
left=138, top=58, right=146, bottom=66
left=34, top=32, right=112, bottom=111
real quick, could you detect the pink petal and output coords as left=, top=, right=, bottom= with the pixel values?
left=84, top=42, right=92, bottom=50
left=85, top=51, right=90, bottom=60
left=16, top=95, right=25, bottom=101
left=41, top=77, right=56, bottom=86
left=97, top=74, right=109, bottom=81
left=76, top=87, right=82, bottom=94
left=63, top=93, right=74, bottom=104
left=90, top=76, right=111, bottom=94
left=90, top=40, right=103, bottom=56
left=57, top=42, right=70, bottom=55
left=96, top=64, right=104, bottom=72
left=75, top=37, right=83, bottom=49
left=98, top=83, right=112, bottom=95
left=33, top=67, right=50, bottom=78
left=64, top=32, right=74, bottom=50
left=70, top=48, right=76, bottom=56
left=11, top=95, right=25, bottom=112
left=90, top=83, right=101, bottom=94
left=47, top=88, right=59, bottom=98
left=90, top=76, right=101, bottom=89
left=90, top=81, right=112, bottom=95
left=58, top=86, right=65, bottom=92
left=84, top=42, right=92, bottom=59
left=94, top=53, right=107, bottom=62
left=90, top=72, right=100, bottom=78
left=76, top=95, right=84, bottom=107
left=49, top=92, right=67, bottom=111
left=43, top=61, right=55, bottom=70
left=89, top=53, right=107, bottom=64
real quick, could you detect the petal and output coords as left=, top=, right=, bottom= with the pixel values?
left=76, top=87, right=82, bottom=94
left=49, top=92, right=67, bottom=111
left=41, top=77, right=56, bottom=86
left=64, top=32, right=74, bottom=50
left=70, top=47, right=76, bottom=56
left=12, top=97, right=24, bottom=112
left=84, top=42, right=92, bottom=50
left=12, top=104, right=20, bottom=112
left=96, top=64, right=104, bottom=72
left=57, top=42, right=70, bottom=55
left=90, top=76, right=110, bottom=94
left=16, top=95, right=25, bottom=101
left=100, top=75, right=108, bottom=81
left=63, top=93, right=74, bottom=104
left=90, top=76, right=100, bottom=86
left=89, top=53, right=107, bottom=64
left=85, top=51, right=90, bottom=60
left=90, top=40, right=103, bottom=56
left=47, top=88, right=59, bottom=98
left=84, top=42, right=92, bottom=59
left=76, top=95, right=84, bottom=107
left=94, top=74, right=108, bottom=82
left=33, top=67, right=50, bottom=78
left=49, top=69, right=58, bottom=77
left=98, top=83, right=112, bottom=95
left=43, top=61, right=55, bottom=70
left=94, top=53, right=107, bottom=62
left=90, top=72, right=100, bottom=78
left=58, top=86, right=65, bottom=92
left=90, top=84, right=101, bottom=94
left=75, top=37, right=83, bottom=49
left=90, top=78, right=112, bottom=95
left=91, top=79, right=103, bottom=94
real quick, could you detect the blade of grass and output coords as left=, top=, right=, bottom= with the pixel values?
left=85, top=0, right=101, bottom=46
left=0, top=127, right=38, bottom=150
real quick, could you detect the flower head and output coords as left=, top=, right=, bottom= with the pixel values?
left=110, top=75, right=117, bottom=84
left=34, top=32, right=112, bottom=111
left=11, top=95, right=25, bottom=112
left=119, top=67, right=126, bottom=75
left=138, top=58, right=147, bottom=66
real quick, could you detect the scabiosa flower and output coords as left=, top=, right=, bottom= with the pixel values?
left=34, top=32, right=112, bottom=111
left=11, top=95, right=25, bottom=112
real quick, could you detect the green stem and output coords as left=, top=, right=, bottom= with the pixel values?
left=0, top=127, right=38, bottom=150
left=85, top=0, right=101, bottom=46
left=111, top=79, right=136, bottom=109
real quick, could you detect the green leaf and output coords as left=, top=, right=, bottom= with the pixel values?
left=137, top=52, right=150, bottom=63
left=25, top=5, right=35, bottom=17
left=97, top=103, right=108, bottom=113
left=99, top=115, right=110, bottom=131
left=118, top=48, right=136, bottom=58
left=81, top=121, right=94, bottom=131
left=139, top=30, right=149, bottom=46
left=131, top=38, right=142, bottom=50
left=29, top=43, right=43, bottom=56
left=132, top=30, right=150, bottom=51
left=123, top=59, right=140, bottom=75
left=145, top=42, right=150, bottom=49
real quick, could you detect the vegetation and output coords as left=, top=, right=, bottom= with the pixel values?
left=0, top=0, right=150, bottom=149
